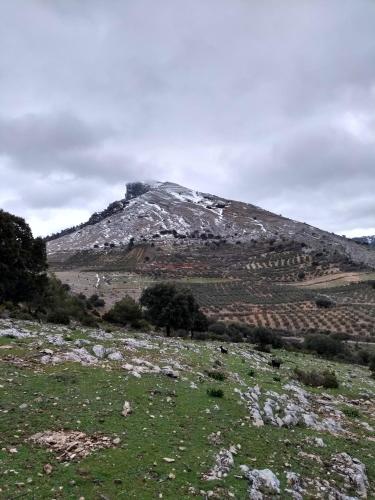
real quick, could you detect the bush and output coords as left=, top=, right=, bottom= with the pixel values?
left=303, top=334, right=343, bottom=357
left=87, top=294, right=105, bottom=309
left=342, top=406, right=361, bottom=418
left=207, top=322, right=251, bottom=343
left=207, top=388, right=224, bottom=398
left=46, top=309, right=70, bottom=325
left=206, top=370, right=226, bottom=381
left=103, top=296, right=143, bottom=327
left=252, top=327, right=283, bottom=348
left=315, top=296, right=334, bottom=308
left=293, top=368, right=339, bottom=388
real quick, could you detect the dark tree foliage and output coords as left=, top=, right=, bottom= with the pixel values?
left=140, top=283, right=206, bottom=336
left=0, top=209, right=48, bottom=303
left=252, top=326, right=283, bottom=348
left=315, top=297, right=334, bottom=309
left=103, top=296, right=143, bottom=327
left=303, top=334, right=343, bottom=357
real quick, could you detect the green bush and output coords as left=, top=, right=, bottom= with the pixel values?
left=252, top=326, right=283, bottom=348
left=315, top=296, right=334, bottom=308
left=207, top=388, right=224, bottom=398
left=103, top=296, right=143, bottom=327
left=342, top=406, right=361, bottom=418
left=293, top=368, right=339, bottom=388
left=303, top=334, right=343, bottom=357
left=206, top=370, right=226, bottom=381
left=87, top=294, right=105, bottom=309
left=46, top=309, right=70, bottom=325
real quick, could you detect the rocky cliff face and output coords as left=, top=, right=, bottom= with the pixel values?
left=47, top=181, right=375, bottom=269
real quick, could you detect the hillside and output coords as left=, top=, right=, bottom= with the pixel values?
left=353, top=236, right=375, bottom=248
left=47, top=182, right=375, bottom=338
left=0, top=319, right=374, bottom=498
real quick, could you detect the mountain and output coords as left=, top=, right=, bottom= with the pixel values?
left=47, top=181, right=375, bottom=267
left=47, top=181, right=375, bottom=338
left=353, top=235, right=375, bottom=248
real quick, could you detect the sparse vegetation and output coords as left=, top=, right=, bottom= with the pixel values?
left=205, top=370, right=226, bottom=381
left=206, top=387, right=224, bottom=398
left=293, top=368, right=339, bottom=388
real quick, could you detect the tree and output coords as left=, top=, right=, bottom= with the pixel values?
left=103, top=296, right=143, bottom=327
left=252, top=327, right=282, bottom=348
left=303, top=334, right=343, bottom=357
left=140, top=283, right=206, bottom=336
left=0, top=209, right=48, bottom=304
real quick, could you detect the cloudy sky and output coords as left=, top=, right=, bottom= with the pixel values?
left=0, top=0, right=374, bottom=237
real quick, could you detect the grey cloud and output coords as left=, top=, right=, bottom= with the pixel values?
left=0, top=0, right=374, bottom=236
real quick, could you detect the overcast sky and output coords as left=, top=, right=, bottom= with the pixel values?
left=0, top=0, right=374, bottom=238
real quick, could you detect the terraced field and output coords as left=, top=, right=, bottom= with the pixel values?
left=52, top=240, right=375, bottom=338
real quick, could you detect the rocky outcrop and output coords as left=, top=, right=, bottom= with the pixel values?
left=240, top=466, right=280, bottom=499
left=238, top=383, right=344, bottom=434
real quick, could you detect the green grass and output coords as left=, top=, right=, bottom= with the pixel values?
left=0, top=323, right=375, bottom=498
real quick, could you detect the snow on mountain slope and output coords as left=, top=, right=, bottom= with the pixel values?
left=47, top=181, right=375, bottom=268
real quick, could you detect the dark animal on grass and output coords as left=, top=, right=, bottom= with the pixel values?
left=271, top=358, right=282, bottom=369
left=220, top=346, right=228, bottom=354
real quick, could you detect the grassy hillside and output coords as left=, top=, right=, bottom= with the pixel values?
left=0, top=319, right=374, bottom=499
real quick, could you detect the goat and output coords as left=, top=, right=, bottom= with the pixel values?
left=271, top=358, right=282, bottom=369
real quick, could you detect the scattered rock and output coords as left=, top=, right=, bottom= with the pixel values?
left=40, top=348, right=97, bottom=366
left=28, top=430, right=116, bottom=461
left=107, top=351, right=123, bottom=361
left=241, top=466, right=280, bottom=499
left=203, top=446, right=237, bottom=480
left=92, top=344, right=106, bottom=359
left=43, top=464, right=53, bottom=475
left=239, top=383, right=345, bottom=434
left=331, top=452, right=368, bottom=498
left=122, top=401, right=132, bottom=417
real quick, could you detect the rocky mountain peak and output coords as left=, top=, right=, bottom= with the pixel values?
left=125, top=181, right=159, bottom=202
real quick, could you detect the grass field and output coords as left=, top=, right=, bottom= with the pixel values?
left=0, top=320, right=374, bottom=499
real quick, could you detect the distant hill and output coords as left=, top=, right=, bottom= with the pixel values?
left=46, top=181, right=375, bottom=338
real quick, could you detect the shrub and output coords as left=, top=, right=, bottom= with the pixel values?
left=87, top=294, right=105, bottom=309
left=46, top=309, right=70, bottom=325
left=293, top=368, right=339, bottom=388
left=342, top=406, right=361, bottom=418
left=303, top=334, right=343, bottom=357
left=315, top=296, right=334, bottom=308
left=247, top=369, right=255, bottom=377
left=206, top=370, right=226, bottom=381
left=252, top=327, right=283, bottom=348
left=38, top=277, right=97, bottom=326
left=207, top=388, right=224, bottom=398
left=103, top=296, right=143, bottom=327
